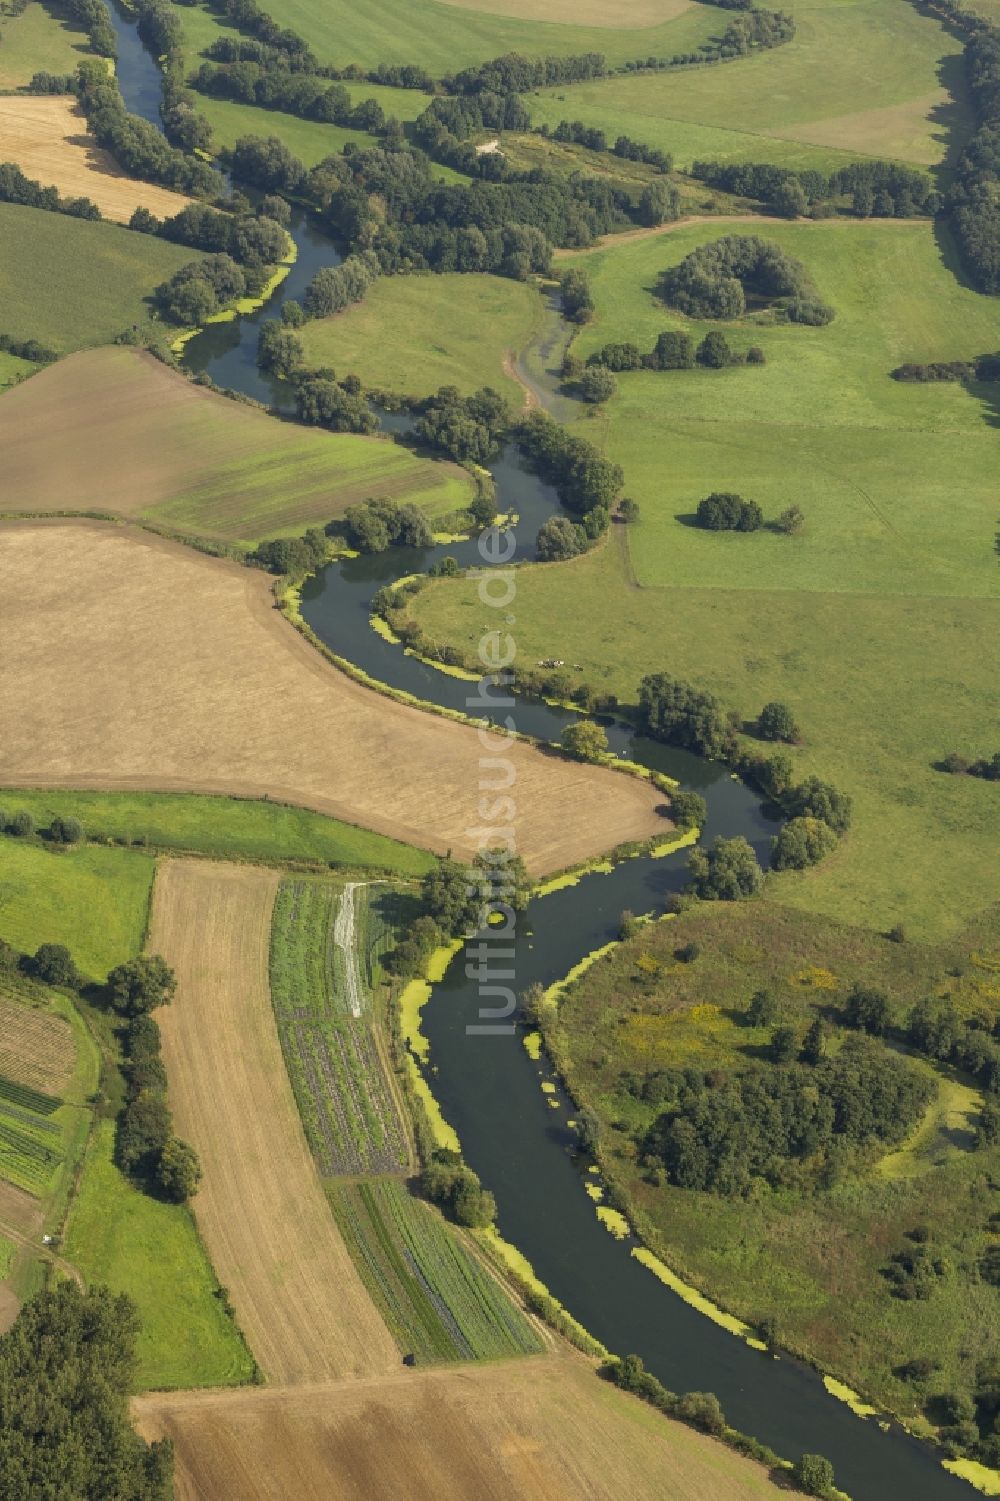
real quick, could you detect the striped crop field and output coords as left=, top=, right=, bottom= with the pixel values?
left=269, top=878, right=409, bottom=1175
left=329, top=1178, right=542, bottom=1364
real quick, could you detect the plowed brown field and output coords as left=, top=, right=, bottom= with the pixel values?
left=134, top=1354, right=792, bottom=1501
left=148, top=860, right=398, bottom=1383
left=0, top=96, right=192, bottom=223
left=0, top=522, right=664, bottom=873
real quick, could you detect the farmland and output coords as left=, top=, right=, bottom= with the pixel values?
left=269, top=877, right=409, bottom=1176
left=0, top=98, right=193, bottom=224
left=553, top=900, right=1000, bottom=1432
left=0, top=204, right=204, bottom=353
left=0, top=347, right=472, bottom=545
left=299, top=273, right=546, bottom=402
left=330, top=1177, right=541, bottom=1361
left=134, top=1349, right=795, bottom=1501
left=0, top=0, right=93, bottom=89
left=0, top=788, right=434, bottom=874
left=149, top=859, right=400, bottom=1383
left=0, top=994, right=75, bottom=1096
left=0, top=523, right=663, bottom=873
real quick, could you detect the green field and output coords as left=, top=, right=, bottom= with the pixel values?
left=555, top=900, right=1000, bottom=1430
left=0, top=789, right=434, bottom=876
left=300, top=272, right=546, bottom=401
left=0, top=353, right=32, bottom=392
left=529, top=0, right=967, bottom=171
left=0, top=0, right=94, bottom=88
left=269, top=877, right=409, bottom=1175
left=409, top=217, right=1000, bottom=938
left=0, top=835, right=153, bottom=979
left=196, top=95, right=381, bottom=166
left=0, top=205, right=204, bottom=354
left=65, top=1121, right=255, bottom=1389
left=210, top=0, right=718, bottom=73
left=330, top=1177, right=542, bottom=1361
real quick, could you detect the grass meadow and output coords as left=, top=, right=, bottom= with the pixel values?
left=0, top=204, right=203, bottom=353
left=529, top=0, right=967, bottom=172
left=0, top=353, right=31, bottom=391
left=65, top=1120, right=256, bottom=1389
left=0, top=0, right=93, bottom=89
left=300, top=272, right=547, bottom=401
left=0, top=835, right=153, bottom=979
left=0, top=789, right=435, bottom=876
left=556, top=901, right=1000, bottom=1427
left=409, top=217, right=999, bottom=938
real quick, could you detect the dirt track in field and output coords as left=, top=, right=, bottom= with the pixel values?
left=148, top=860, right=399, bottom=1384
left=134, top=1352, right=792, bottom=1501
left=0, top=96, right=192, bottom=223
left=0, top=521, right=664, bottom=873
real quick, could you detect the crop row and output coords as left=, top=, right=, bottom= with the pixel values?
left=0, top=1115, right=63, bottom=1195
left=0, top=996, right=75, bottom=1093
left=330, top=1179, right=541, bottom=1364
left=0, top=1072, right=61, bottom=1117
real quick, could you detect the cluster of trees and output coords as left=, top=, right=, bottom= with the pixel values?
left=152, top=200, right=288, bottom=270
left=688, top=836, right=763, bottom=899
left=951, top=16, right=1000, bottom=293
left=110, top=957, right=203, bottom=1204
left=559, top=267, right=594, bottom=323
left=0, top=1284, right=173, bottom=1499
left=257, top=319, right=303, bottom=378
left=893, top=353, right=1000, bottom=382
left=295, top=374, right=376, bottom=433
left=420, top=848, right=531, bottom=937
left=155, top=253, right=246, bottom=325
left=230, top=133, right=307, bottom=194
left=412, top=385, right=510, bottom=463
left=130, top=0, right=214, bottom=154
left=941, top=749, right=1000, bottom=779
left=644, top=1034, right=932, bottom=1196
left=0, top=806, right=84, bottom=844
left=411, top=93, right=529, bottom=175
left=696, top=492, right=763, bottom=531
left=75, top=62, right=218, bottom=197
left=62, top=0, right=116, bottom=57
left=196, top=0, right=318, bottom=63
left=692, top=158, right=939, bottom=219
left=250, top=526, right=327, bottom=575
left=515, top=410, right=622, bottom=532
left=582, top=329, right=765, bottom=373
left=420, top=1150, right=496, bottom=1227
left=447, top=52, right=606, bottom=96
left=615, top=6, right=795, bottom=72
left=302, top=252, right=379, bottom=316
left=546, top=120, right=672, bottom=173
left=907, top=994, right=1000, bottom=1096
left=343, top=497, right=433, bottom=552
left=659, top=234, right=834, bottom=324
left=0, top=331, right=56, bottom=363
left=0, top=159, right=100, bottom=221
left=638, top=672, right=739, bottom=760
left=192, top=59, right=390, bottom=135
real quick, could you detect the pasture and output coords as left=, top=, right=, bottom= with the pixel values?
left=556, top=900, right=1000, bottom=1427
left=0, top=1, right=93, bottom=89
left=0, top=97, right=193, bottom=224
left=0, top=835, right=153, bottom=979
left=0, top=523, right=663, bottom=873
left=528, top=0, right=966, bottom=172
left=299, top=272, right=546, bottom=401
left=330, top=1177, right=542, bottom=1361
left=0, top=352, right=31, bottom=392
left=65, top=1120, right=256, bottom=1390
left=0, top=788, right=434, bottom=874
left=409, top=217, right=1000, bottom=935
left=0, top=347, right=472, bottom=545
left=195, top=95, right=379, bottom=167
left=0, top=204, right=203, bottom=353
left=134, top=1349, right=794, bottom=1501
left=149, top=859, right=400, bottom=1383
left=269, top=877, right=410, bottom=1176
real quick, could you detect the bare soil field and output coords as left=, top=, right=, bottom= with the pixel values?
left=0, top=1180, right=42, bottom=1238
left=148, top=860, right=399, bottom=1384
left=0, top=994, right=75, bottom=1094
left=0, top=522, right=663, bottom=872
left=0, top=96, right=192, bottom=223
left=134, top=1352, right=792, bottom=1501
left=0, top=347, right=468, bottom=545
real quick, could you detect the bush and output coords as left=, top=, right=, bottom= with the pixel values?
left=578, top=365, right=617, bottom=403
left=669, top=789, right=707, bottom=831
left=49, top=815, right=83, bottom=844
left=791, top=776, right=851, bottom=834
left=421, top=1153, right=496, bottom=1227
left=844, top=982, right=891, bottom=1036
left=561, top=720, right=609, bottom=761
left=756, top=700, right=799, bottom=742
left=536, top=515, right=585, bottom=561
left=10, top=810, right=35, bottom=837
left=688, top=835, right=763, bottom=900
left=792, top=1452, right=836, bottom=1497
left=695, top=492, right=763, bottom=532
left=696, top=331, right=734, bottom=368
left=156, top=1136, right=202, bottom=1203
left=775, top=503, right=804, bottom=533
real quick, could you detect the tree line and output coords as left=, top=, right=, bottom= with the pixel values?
left=692, top=157, right=939, bottom=219
left=949, top=10, right=1000, bottom=293
left=75, top=61, right=219, bottom=197
left=579, top=327, right=766, bottom=374
left=0, top=159, right=100, bottom=222
left=659, top=234, right=835, bottom=324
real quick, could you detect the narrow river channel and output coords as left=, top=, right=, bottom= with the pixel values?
left=103, top=8, right=975, bottom=1492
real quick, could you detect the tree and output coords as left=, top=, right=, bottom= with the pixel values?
left=746, top=344, right=766, bottom=365
left=128, top=205, right=159, bottom=234
left=49, top=814, right=83, bottom=844
left=107, top=955, right=177, bottom=1016
left=670, top=789, right=707, bottom=831
left=10, top=809, right=34, bottom=837
left=772, top=175, right=808, bottom=218
left=696, top=492, right=763, bottom=532
left=618, top=497, right=640, bottom=522
left=770, top=1024, right=798, bottom=1063
left=677, top=1390, right=726, bottom=1435
left=578, top=365, right=617, bottom=404
left=117, top=1089, right=172, bottom=1174
left=976, top=1101, right=1000, bottom=1149
left=468, top=490, right=497, bottom=527
left=638, top=672, right=736, bottom=760
left=845, top=983, right=891, bottom=1036
left=746, top=988, right=778, bottom=1027
left=32, top=943, right=78, bottom=988
left=559, top=267, right=593, bottom=323
left=696, top=331, right=734, bottom=368
left=687, top=836, right=763, bottom=901
left=536, top=515, right=585, bottom=562
left=792, top=776, right=852, bottom=834
left=801, top=1016, right=826, bottom=1064
left=771, top=816, right=838, bottom=870
left=638, top=180, right=679, bottom=227
left=792, top=1453, right=836, bottom=1497
left=156, top=1136, right=202, bottom=1202
left=654, top=330, right=694, bottom=369
left=561, top=720, right=609, bottom=761
left=757, top=700, right=799, bottom=742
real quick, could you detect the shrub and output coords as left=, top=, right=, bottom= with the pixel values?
left=792, top=1453, right=836, bottom=1497
left=844, top=982, right=891, bottom=1036
left=653, top=329, right=695, bottom=369
left=769, top=1024, right=798, bottom=1063
left=746, top=988, right=778, bottom=1027
left=618, top=497, right=640, bottom=522
left=775, top=503, right=804, bottom=533
left=791, top=776, right=852, bottom=834
left=49, top=815, right=83, bottom=844
left=10, top=810, right=35, bottom=837
left=677, top=1390, right=726, bottom=1435
left=670, top=789, right=707, bottom=831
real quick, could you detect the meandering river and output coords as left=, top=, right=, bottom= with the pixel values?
left=104, top=8, right=974, bottom=1492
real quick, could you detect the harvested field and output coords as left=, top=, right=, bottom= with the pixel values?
left=0, top=522, right=663, bottom=873
left=133, top=1352, right=793, bottom=1501
left=148, top=860, right=399, bottom=1384
left=0, top=994, right=75, bottom=1095
left=0, top=347, right=470, bottom=545
left=0, top=97, right=192, bottom=223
